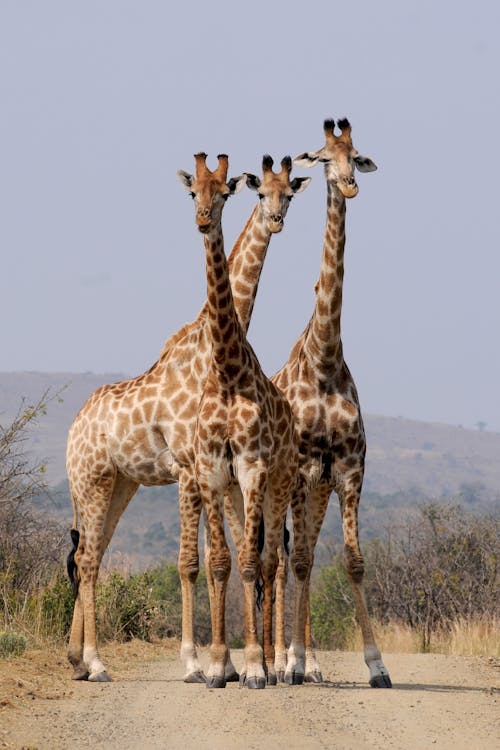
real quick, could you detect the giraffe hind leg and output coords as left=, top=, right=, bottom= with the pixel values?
left=339, top=472, right=392, bottom=688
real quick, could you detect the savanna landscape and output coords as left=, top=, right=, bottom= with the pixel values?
left=1, top=374, right=499, bottom=748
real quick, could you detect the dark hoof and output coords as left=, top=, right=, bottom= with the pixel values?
left=71, top=668, right=90, bottom=681
left=206, top=676, right=226, bottom=689
left=304, top=670, right=323, bottom=683
left=88, top=671, right=111, bottom=683
left=370, top=673, right=393, bottom=688
left=276, top=670, right=286, bottom=684
left=246, top=676, right=266, bottom=689
left=225, top=671, right=240, bottom=683
left=285, top=671, right=304, bottom=686
left=184, top=670, right=206, bottom=684
left=266, top=673, right=277, bottom=686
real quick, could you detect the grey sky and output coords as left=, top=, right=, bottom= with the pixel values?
left=1, top=1, right=499, bottom=432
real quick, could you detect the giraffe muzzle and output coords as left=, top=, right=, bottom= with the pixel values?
left=339, top=177, right=359, bottom=199
left=268, top=214, right=284, bottom=233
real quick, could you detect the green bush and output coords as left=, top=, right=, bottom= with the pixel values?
left=40, top=572, right=75, bottom=639
left=0, top=630, right=27, bottom=659
left=310, top=558, right=356, bottom=649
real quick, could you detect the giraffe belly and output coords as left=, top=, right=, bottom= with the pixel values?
left=113, top=446, right=180, bottom=486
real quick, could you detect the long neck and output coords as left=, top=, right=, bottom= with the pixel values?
left=227, top=205, right=271, bottom=334
left=304, top=179, right=346, bottom=370
left=204, top=222, right=246, bottom=382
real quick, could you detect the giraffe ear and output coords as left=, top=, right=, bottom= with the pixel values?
left=227, top=174, right=246, bottom=195
left=353, top=155, right=377, bottom=173
left=293, top=152, right=320, bottom=169
left=290, top=176, right=312, bottom=194
left=177, top=170, right=195, bottom=190
left=244, top=173, right=262, bottom=191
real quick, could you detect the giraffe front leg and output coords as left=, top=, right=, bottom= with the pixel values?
left=273, top=542, right=288, bottom=683
left=202, top=490, right=231, bottom=689
left=340, top=471, right=392, bottom=688
left=284, top=483, right=310, bottom=685
left=178, top=476, right=205, bottom=683
left=238, top=538, right=266, bottom=687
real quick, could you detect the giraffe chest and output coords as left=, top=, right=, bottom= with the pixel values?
left=291, top=389, right=365, bottom=486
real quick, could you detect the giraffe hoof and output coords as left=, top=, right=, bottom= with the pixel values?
left=370, top=673, right=393, bottom=688
left=304, top=670, right=323, bottom=683
left=225, top=671, right=240, bottom=683
left=206, top=676, right=226, bottom=689
left=88, top=670, right=111, bottom=683
left=266, top=673, right=277, bottom=686
left=276, top=670, right=286, bottom=684
left=246, top=676, right=266, bottom=690
left=71, top=667, right=90, bottom=681
left=184, top=670, right=206, bottom=684
left=285, top=671, right=304, bottom=686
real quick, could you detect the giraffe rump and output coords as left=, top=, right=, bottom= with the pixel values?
left=66, top=528, right=80, bottom=597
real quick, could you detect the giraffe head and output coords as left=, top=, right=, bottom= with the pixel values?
left=177, top=153, right=246, bottom=234
left=244, top=155, right=311, bottom=233
left=294, top=119, right=377, bottom=198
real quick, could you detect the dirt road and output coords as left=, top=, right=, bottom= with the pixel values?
left=1, top=642, right=498, bottom=749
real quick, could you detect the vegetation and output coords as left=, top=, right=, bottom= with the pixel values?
left=1, top=395, right=498, bottom=660
left=313, top=504, right=499, bottom=654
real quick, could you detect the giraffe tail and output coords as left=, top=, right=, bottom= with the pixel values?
left=255, top=520, right=290, bottom=610
left=66, top=528, right=80, bottom=597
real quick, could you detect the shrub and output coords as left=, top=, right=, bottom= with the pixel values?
left=365, top=504, right=500, bottom=650
left=0, top=630, right=27, bottom=659
left=40, top=572, right=75, bottom=639
left=310, top=557, right=356, bottom=649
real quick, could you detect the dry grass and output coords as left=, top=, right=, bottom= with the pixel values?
left=346, top=617, right=500, bottom=656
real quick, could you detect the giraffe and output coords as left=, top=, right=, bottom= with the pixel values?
left=179, top=152, right=310, bottom=689
left=65, top=153, right=310, bottom=683
left=271, top=118, right=393, bottom=688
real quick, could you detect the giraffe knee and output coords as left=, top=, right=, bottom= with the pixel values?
left=344, top=545, right=364, bottom=582
left=210, top=550, right=231, bottom=582
left=291, top=548, right=310, bottom=582
left=238, top=551, right=259, bottom=583
left=178, top=555, right=200, bottom=584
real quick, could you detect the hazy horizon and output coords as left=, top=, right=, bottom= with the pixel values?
left=1, top=1, right=499, bottom=433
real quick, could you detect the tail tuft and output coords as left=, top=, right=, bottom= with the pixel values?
left=66, top=528, right=80, bottom=597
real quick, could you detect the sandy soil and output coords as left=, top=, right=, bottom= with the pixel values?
left=0, top=641, right=498, bottom=750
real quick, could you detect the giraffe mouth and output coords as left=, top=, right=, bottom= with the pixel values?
left=268, top=218, right=284, bottom=233
left=198, top=224, right=211, bottom=234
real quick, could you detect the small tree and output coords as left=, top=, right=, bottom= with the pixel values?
left=0, top=393, right=66, bottom=630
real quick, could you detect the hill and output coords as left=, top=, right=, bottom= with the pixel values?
left=1, top=371, right=499, bottom=566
